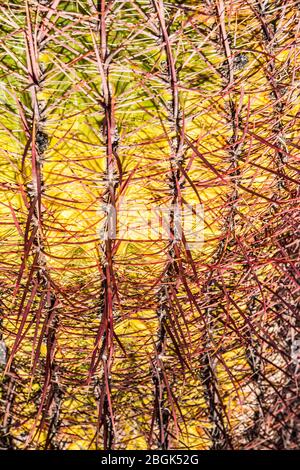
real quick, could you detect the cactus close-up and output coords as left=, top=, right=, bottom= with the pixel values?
left=0, top=0, right=299, bottom=451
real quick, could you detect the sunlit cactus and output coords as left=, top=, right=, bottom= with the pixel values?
left=0, top=0, right=299, bottom=450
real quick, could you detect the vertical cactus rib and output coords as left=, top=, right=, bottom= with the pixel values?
left=90, top=0, right=120, bottom=449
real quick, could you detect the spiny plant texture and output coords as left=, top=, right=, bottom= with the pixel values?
left=0, top=0, right=300, bottom=450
